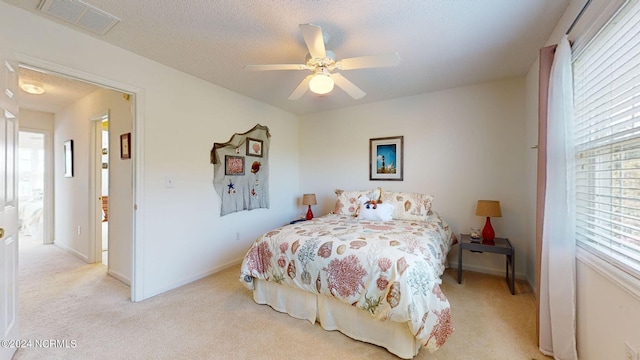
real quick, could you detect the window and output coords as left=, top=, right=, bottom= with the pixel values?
left=573, top=0, right=640, bottom=280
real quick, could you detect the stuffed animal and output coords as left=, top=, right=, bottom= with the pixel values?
left=357, top=196, right=394, bottom=221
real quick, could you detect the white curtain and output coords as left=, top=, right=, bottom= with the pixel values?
left=539, top=35, right=578, bottom=360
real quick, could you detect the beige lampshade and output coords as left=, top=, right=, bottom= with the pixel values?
left=475, top=200, right=502, bottom=217
left=302, top=194, right=317, bottom=206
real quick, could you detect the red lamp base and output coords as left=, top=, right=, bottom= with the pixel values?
left=482, top=216, right=495, bottom=244
left=306, top=205, right=314, bottom=220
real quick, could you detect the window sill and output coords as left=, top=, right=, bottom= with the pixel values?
left=576, top=247, right=640, bottom=301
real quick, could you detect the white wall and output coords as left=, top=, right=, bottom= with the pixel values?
left=300, top=77, right=530, bottom=279
left=0, top=2, right=300, bottom=300
left=576, top=257, right=640, bottom=359
left=20, top=109, right=54, bottom=132
left=524, top=0, right=640, bottom=357
left=53, top=88, right=107, bottom=259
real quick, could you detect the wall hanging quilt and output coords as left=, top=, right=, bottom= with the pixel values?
left=211, top=124, right=270, bottom=216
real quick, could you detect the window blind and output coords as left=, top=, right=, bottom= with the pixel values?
left=573, top=0, right=640, bottom=279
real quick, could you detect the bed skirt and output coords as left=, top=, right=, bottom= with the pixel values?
left=253, top=279, right=421, bottom=359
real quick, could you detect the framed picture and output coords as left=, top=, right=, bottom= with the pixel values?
left=225, top=155, right=245, bottom=175
left=246, top=137, right=263, bottom=157
left=120, top=133, right=131, bottom=159
left=64, top=139, right=74, bottom=178
left=369, top=136, right=404, bottom=181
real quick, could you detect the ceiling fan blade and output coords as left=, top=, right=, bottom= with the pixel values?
left=288, top=74, right=313, bottom=100
left=244, top=64, right=307, bottom=71
left=299, top=24, right=326, bottom=59
left=330, top=73, right=366, bottom=99
left=337, top=52, right=401, bottom=70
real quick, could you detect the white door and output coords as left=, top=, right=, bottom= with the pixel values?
left=0, top=58, right=19, bottom=360
left=90, top=113, right=108, bottom=265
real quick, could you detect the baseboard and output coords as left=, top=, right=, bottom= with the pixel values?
left=108, top=269, right=131, bottom=286
left=141, top=257, right=244, bottom=301
left=54, top=242, right=89, bottom=263
left=525, top=277, right=536, bottom=296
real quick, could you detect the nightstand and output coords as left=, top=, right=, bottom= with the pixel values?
left=457, top=234, right=515, bottom=295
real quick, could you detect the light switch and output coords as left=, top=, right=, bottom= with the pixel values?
left=165, top=177, right=174, bottom=188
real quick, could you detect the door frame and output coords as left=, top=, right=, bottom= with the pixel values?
left=18, top=127, right=54, bottom=245
left=16, top=53, right=146, bottom=302
left=1, top=57, right=19, bottom=360
left=89, top=111, right=109, bottom=265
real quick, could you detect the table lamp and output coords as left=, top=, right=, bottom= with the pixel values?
left=302, top=194, right=317, bottom=220
left=475, top=200, right=502, bottom=243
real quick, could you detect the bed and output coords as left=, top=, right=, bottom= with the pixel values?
left=239, top=189, right=457, bottom=358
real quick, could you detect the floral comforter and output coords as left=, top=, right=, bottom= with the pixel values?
left=239, top=213, right=457, bottom=352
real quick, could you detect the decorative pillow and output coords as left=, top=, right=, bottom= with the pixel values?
left=334, top=188, right=381, bottom=216
left=358, top=202, right=394, bottom=221
left=380, top=191, right=434, bottom=221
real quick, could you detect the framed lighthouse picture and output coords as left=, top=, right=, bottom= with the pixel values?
left=369, top=136, right=403, bottom=181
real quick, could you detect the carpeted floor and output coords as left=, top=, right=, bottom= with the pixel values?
left=13, top=237, right=551, bottom=360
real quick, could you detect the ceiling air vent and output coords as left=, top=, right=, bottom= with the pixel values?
left=38, top=0, right=120, bottom=35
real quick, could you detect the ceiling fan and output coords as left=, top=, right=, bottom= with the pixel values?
left=244, top=24, right=401, bottom=100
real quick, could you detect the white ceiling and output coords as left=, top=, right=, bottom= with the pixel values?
left=5, top=0, right=570, bottom=115
left=18, top=67, right=101, bottom=113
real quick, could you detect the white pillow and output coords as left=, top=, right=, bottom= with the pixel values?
left=358, top=202, right=394, bottom=221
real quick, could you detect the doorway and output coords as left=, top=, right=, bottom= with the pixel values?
left=93, top=114, right=110, bottom=266
left=17, top=57, right=140, bottom=300
left=17, top=131, right=45, bottom=249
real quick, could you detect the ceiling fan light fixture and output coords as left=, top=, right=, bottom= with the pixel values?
left=20, top=81, right=46, bottom=95
left=245, top=24, right=399, bottom=100
left=309, top=73, right=334, bottom=95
